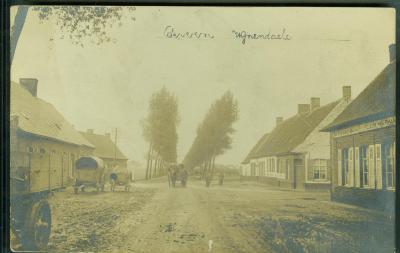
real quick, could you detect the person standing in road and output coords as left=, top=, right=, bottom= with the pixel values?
left=180, top=164, right=188, bottom=187
left=171, top=167, right=178, bottom=188
left=205, top=172, right=212, bottom=187
left=167, top=166, right=172, bottom=188
left=218, top=171, right=225, bottom=186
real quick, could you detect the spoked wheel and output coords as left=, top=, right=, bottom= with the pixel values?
left=22, top=200, right=52, bottom=251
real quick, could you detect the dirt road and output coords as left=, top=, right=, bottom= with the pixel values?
left=40, top=177, right=394, bottom=253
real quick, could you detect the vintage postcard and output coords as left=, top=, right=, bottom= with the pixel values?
left=10, top=6, right=395, bottom=253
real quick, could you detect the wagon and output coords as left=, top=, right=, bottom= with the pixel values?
left=10, top=149, right=66, bottom=251
left=109, top=166, right=132, bottom=192
left=73, top=156, right=105, bottom=193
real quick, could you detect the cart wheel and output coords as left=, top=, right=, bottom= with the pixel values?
left=21, top=200, right=51, bottom=251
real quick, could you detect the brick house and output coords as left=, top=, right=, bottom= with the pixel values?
left=10, top=79, right=94, bottom=193
left=321, top=46, right=396, bottom=211
left=80, top=130, right=128, bottom=175
left=242, top=89, right=352, bottom=190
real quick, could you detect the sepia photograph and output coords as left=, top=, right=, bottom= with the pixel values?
left=9, top=6, right=396, bottom=252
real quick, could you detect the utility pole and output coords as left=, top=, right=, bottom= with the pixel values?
left=114, top=128, right=118, bottom=166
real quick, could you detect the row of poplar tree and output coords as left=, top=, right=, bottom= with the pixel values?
left=183, top=91, right=239, bottom=180
left=142, top=88, right=239, bottom=180
left=142, top=87, right=179, bottom=179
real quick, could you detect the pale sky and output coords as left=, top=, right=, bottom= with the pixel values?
left=11, top=6, right=395, bottom=165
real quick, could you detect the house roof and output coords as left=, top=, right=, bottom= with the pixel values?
left=80, top=131, right=128, bottom=160
left=252, top=100, right=340, bottom=158
left=11, top=81, right=94, bottom=147
left=241, top=133, right=270, bottom=164
left=292, top=99, right=350, bottom=159
left=322, top=61, right=395, bottom=131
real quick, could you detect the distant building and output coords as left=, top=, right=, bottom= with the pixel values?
left=241, top=133, right=270, bottom=177
left=242, top=88, right=352, bottom=190
left=10, top=79, right=94, bottom=193
left=80, top=130, right=128, bottom=172
left=128, top=160, right=145, bottom=181
left=321, top=45, right=395, bottom=211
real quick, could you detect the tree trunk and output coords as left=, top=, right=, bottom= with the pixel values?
left=159, top=159, right=164, bottom=176
left=145, top=143, right=152, bottom=180
left=148, top=149, right=154, bottom=179
left=211, top=155, right=216, bottom=178
left=157, top=157, right=162, bottom=176
left=10, top=6, right=29, bottom=64
left=205, top=157, right=212, bottom=180
left=153, top=155, right=159, bottom=177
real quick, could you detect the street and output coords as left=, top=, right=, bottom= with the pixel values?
left=25, top=177, right=393, bottom=253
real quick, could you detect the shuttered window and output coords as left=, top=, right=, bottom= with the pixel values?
left=360, top=146, right=369, bottom=187
left=375, top=144, right=382, bottom=189
left=369, top=145, right=376, bottom=188
left=346, top=148, right=354, bottom=186
left=383, top=142, right=395, bottom=189
left=337, top=149, right=342, bottom=186
left=342, top=148, right=349, bottom=186
left=354, top=147, right=360, bottom=187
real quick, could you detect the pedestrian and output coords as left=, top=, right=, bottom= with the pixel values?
left=205, top=173, right=212, bottom=187
left=180, top=164, right=188, bottom=187
left=110, top=172, right=118, bottom=192
left=218, top=171, right=225, bottom=186
left=171, top=167, right=177, bottom=188
left=167, top=166, right=172, bottom=188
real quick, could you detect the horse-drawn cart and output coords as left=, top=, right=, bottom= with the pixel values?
left=109, top=166, right=132, bottom=192
left=10, top=148, right=65, bottom=251
left=73, top=156, right=105, bottom=193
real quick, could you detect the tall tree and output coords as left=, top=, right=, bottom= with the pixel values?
left=184, top=91, right=239, bottom=178
left=142, top=87, right=180, bottom=179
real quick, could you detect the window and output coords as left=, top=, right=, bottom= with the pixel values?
left=70, top=154, right=75, bottom=178
left=278, top=159, right=285, bottom=174
left=285, top=159, right=290, bottom=179
left=383, top=142, right=395, bottom=189
left=360, top=146, right=369, bottom=187
left=271, top=158, right=276, bottom=173
left=251, top=162, right=256, bottom=176
left=342, top=149, right=349, bottom=185
left=312, top=159, right=328, bottom=180
left=260, top=161, right=265, bottom=176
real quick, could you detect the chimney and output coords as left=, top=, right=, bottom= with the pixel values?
left=310, top=97, right=320, bottom=111
left=19, top=78, right=38, bottom=97
left=297, top=104, right=310, bottom=115
left=389, top=43, right=396, bottom=62
left=87, top=129, right=94, bottom=134
left=105, top=132, right=111, bottom=138
left=342, top=86, right=351, bottom=102
left=276, top=117, right=283, bottom=126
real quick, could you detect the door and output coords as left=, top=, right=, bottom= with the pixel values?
left=293, top=159, right=305, bottom=189
left=50, top=150, right=63, bottom=189
left=30, top=152, right=51, bottom=193
left=293, top=165, right=297, bottom=189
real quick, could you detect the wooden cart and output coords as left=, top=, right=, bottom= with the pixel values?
left=109, top=167, right=132, bottom=192
left=73, top=156, right=105, bottom=193
left=10, top=149, right=68, bottom=251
